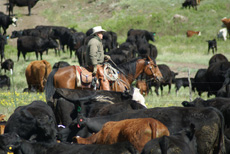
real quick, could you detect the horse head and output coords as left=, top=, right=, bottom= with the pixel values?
left=144, top=56, right=163, bottom=82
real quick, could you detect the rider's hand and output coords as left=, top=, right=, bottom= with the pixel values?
left=92, top=65, right=97, bottom=76
left=104, top=55, right=110, bottom=62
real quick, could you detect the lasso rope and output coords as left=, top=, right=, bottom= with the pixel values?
left=103, top=63, right=118, bottom=81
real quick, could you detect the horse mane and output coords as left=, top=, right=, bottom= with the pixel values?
left=117, top=57, right=143, bottom=76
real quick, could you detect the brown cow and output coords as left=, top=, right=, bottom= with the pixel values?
left=73, top=118, right=170, bottom=152
left=186, top=30, right=201, bottom=37
left=136, top=80, right=149, bottom=96
left=222, top=17, right=230, bottom=32
left=25, top=60, right=51, bottom=92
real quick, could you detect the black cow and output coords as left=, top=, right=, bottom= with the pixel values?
left=17, top=36, right=59, bottom=61
left=207, top=39, right=217, bottom=54
left=107, top=43, right=136, bottom=65
left=0, top=132, right=138, bottom=154
left=151, top=64, right=178, bottom=96
left=52, top=61, right=70, bottom=69
left=0, top=13, right=17, bottom=35
left=141, top=124, right=197, bottom=154
left=75, top=45, right=87, bottom=66
left=0, top=75, right=10, bottom=90
left=193, top=68, right=209, bottom=96
left=102, top=31, right=118, bottom=53
left=4, top=100, right=57, bottom=143
left=7, top=0, right=39, bottom=16
left=60, top=106, right=225, bottom=154
left=136, top=37, right=158, bottom=59
left=0, top=34, right=7, bottom=64
left=127, top=29, right=156, bottom=42
left=35, top=25, right=76, bottom=53
left=10, top=28, right=49, bottom=39
left=1, top=59, right=14, bottom=73
left=67, top=32, right=86, bottom=58
left=173, top=77, right=195, bottom=95
left=206, top=61, right=230, bottom=96
left=209, top=53, right=228, bottom=66
left=182, top=0, right=197, bottom=10
left=217, top=69, right=230, bottom=97
left=182, top=97, right=230, bottom=129
left=47, top=87, right=145, bottom=127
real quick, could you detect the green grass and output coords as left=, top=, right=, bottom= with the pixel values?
left=0, top=0, right=230, bottom=119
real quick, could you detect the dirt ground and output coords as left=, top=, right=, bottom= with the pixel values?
left=0, top=0, right=52, bottom=47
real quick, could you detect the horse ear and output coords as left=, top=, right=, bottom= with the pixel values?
left=147, top=56, right=151, bottom=61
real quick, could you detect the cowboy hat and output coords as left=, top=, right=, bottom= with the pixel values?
left=91, top=26, right=106, bottom=35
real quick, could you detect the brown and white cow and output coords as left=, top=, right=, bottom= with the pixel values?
left=25, top=60, right=51, bottom=92
left=73, top=118, right=170, bottom=152
left=186, top=30, right=201, bottom=37
left=221, top=17, right=230, bottom=32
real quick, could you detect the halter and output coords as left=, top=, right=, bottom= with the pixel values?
left=145, top=60, right=157, bottom=80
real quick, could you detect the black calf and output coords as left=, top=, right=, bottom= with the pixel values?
left=207, top=39, right=217, bottom=54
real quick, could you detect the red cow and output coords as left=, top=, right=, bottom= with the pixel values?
left=186, top=30, right=201, bottom=37
left=222, top=17, right=230, bottom=32
left=25, top=60, right=51, bottom=92
left=73, top=118, right=170, bottom=152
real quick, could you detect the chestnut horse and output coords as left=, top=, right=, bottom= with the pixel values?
left=45, top=56, right=162, bottom=102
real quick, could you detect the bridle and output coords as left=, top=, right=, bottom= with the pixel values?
left=145, top=60, right=158, bottom=81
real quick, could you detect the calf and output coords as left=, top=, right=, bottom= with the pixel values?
left=1, top=59, right=14, bottom=73
left=0, top=75, right=10, bottom=90
left=217, top=28, right=228, bottom=41
left=17, top=36, right=59, bottom=61
left=182, top=0, right=197, bottom=10
left=173, top=77, right=195, bottom=95
left=207, top=39, right=217, bottom=54
left=151, top=64, right=178, bottom=96
left=73, top=118, right=170, bottom=152
left=0, top=13, right=17, bottom=35
left=186, top=30, right=201, bottom=37
left=141, top=124, right=197, bottom=154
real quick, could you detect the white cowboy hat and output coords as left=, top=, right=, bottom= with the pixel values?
left=92, top=26, right=106, bottom=35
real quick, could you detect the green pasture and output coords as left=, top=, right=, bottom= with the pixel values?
left=0, top=0, right=229, bottom=119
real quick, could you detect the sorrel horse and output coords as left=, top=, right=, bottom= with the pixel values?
left=45, top=56, right=162, bottom=102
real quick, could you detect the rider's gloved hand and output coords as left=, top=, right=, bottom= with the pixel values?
left=104, top=55, right=111, bottom=62
left=92, top=65, right=97, bottom=76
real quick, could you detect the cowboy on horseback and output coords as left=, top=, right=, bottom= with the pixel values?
left=86, top=26, right=111, bottom=90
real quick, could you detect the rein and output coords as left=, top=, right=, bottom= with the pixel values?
left=108, top=59, right=135, bottom=81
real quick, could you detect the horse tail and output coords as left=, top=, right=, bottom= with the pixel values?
left=45, top=68, right=58, bottom=103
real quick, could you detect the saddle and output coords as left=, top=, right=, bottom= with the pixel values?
left=75, top=66, right=95, bottom=88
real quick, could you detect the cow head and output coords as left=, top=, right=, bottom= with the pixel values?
left=0, top=132, right=21, bottom=153
left=11, top=17, right=17, bottom=27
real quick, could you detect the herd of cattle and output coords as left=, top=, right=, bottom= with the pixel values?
left=0, top=88, right=230, bottom=153
left=0, top=0, right=230, bottom=154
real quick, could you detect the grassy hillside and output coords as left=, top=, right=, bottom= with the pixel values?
left=1, top=0, right=230, bottom=118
